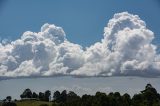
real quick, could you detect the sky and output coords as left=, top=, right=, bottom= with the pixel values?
left=1, top=76, right=160, bottom=99
left=0, top=0, right=160, bottom=47
left=0, top=0, right=160, bottom=78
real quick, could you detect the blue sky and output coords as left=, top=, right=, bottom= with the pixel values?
left=0, top=0, right=160, bottom=47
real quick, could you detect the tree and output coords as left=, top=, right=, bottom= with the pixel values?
left=44, top=90, right=51, bottom=101
left=67, top=91, right=80, bottom=102
left=142, top=84, right=159, bottom=105
left=3, top=84, right=160, bottom=106
left=53, top=90, right=67, bottom=103
left=20, top=88, right=32, bottom=99
left=132, top=94, right=143, bottom=105
left=132, top=84, right=160, bottom=106
left=114, top=92, right=123, bottom=105
left=2, top=96, right=17, bottom=106
left=20, top=94, right=25, bottom=99
left=6, top=96, right=12, bottom=102
left=53, top=91, right=61, bottom=103
left=81, top=94, right=94, bottom=106
left=32, top=92, right=38, bottom=99
left=67, top=91, right=77, bottom=97
left=122, top=93, right=131, bottom=106
left=60, top=90, right=67, bottom=102
left=95, top=92, right=109, bottom=106
left=39, top=92, right=45, bottom=101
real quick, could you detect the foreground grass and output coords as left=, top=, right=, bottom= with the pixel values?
left=15, top=100, right=55, bottom=106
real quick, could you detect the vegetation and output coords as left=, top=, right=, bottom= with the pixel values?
left=1, top=84, right=160, bottom=106
left=16, top=100, right=53, bottom=106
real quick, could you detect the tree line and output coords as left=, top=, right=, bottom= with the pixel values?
left=1, top=83, right=160, bottom=106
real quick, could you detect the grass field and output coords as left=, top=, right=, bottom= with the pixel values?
left=0, top=100, right=56, bottom=106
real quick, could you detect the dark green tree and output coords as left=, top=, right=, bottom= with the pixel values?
left=6, top=96, right=12, bottom=102
left=132, top=83, right=160, bottom=106
left=39, top=92, right=45, bottom=101
left=20, top=88, right=32, bottom=99
left=32, top=92, right=38, bottom=99
left=60, top=90, right=67, bottom=102
left=44, top=90, right=51, bottom=101
left=95, top=92, right=109, bottom=106
left=122, top=93, right=131, bottom=106
left=67, top=91, right=80, bottom=102
left=53, top=90, right=61, bottom=103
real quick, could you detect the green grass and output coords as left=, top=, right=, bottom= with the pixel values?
left=15, top=100, right=56, bottom=106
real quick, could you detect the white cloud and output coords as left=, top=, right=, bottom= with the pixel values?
left=0, top=12, right=160, bottom=78
left=72, top=12, right=160, bottom=77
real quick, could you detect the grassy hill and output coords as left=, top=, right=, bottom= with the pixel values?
left=0, top=100, right=56, bottom=106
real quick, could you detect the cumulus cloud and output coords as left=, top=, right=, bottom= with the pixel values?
left=0, top=12, right=160, bottom=77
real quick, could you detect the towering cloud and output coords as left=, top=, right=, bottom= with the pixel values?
left=0, top=12, right=160, bottom=77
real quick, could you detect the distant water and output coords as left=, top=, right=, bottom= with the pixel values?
left=0, top=76, right=160, bottom=100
